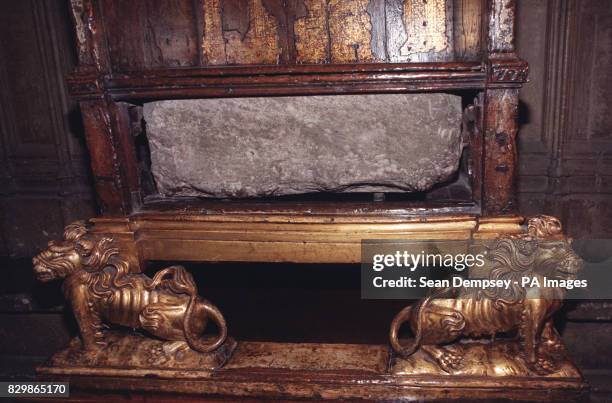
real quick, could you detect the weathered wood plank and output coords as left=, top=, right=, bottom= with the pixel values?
left=483, top=88, right=519, bottom=215
left=488, top=0, right=516, bottom=54
left=453, top=0, right=483, bottom=60
left=101, top=0, right=147, bottom=70
left=97, top=0, right=487, bottom=68
left=143, top=0, right=200, bottom=67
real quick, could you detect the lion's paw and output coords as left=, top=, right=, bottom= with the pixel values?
left=532, top=356, right=559, bottom=375
left=542, top=339, right=564, bottom=354
left=437, top=346, right=464, bottom=372
left=146, top=344, right=169, bottom=366
left=422, top=345, right=464, bottom=373
left=162, top=341, right=189, bottom=359
left=146, top=341, right=189, bottom=366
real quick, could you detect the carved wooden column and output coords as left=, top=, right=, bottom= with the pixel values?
left=482, top=0, right=528, bottom=215
left=79, top=100, right=142, bottom=214
left=482, top=88, right=519, bottom=214
left=68, top=0, right=140, bottom=215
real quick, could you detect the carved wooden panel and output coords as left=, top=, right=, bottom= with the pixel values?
left=517, top=0, right=612, bottom=237
left=0, top=0, right=96, bottom=257
left=99, top=0, right=483, bottom=70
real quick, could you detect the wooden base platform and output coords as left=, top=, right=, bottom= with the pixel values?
left=38, top=338, right=588, bottom=402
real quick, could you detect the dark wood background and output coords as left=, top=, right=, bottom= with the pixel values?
left=0, top=1, right=95, bottom=259
left=517, top=0, right=612, bottom=240
left=0, top=0, right=611, bottom=398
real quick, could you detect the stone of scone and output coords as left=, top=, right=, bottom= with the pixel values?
left=143, top=94, right=463, bottom=198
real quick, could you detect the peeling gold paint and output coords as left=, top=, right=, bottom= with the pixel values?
left=202, top=0, right=281, bottom=65
left=400, top=0, right=449, bottom=56
left=294, top=0, right=329, bottom=64
left=328, top=0, right=376, bottom=63
left=224, top=0, right=281, bottom=64
left=202, top=0, right=227, bottom=64
left=202, top=0, right=393, bottom=65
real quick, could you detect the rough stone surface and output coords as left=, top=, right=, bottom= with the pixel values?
left=143, top=94, right=463, bottom=198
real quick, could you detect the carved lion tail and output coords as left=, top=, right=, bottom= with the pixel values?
left=149, top=265, right=198, bottom=295
left=184, top=297, right=228, bottom=353
left=389, top=298, right=428, bottom=357
left=150, top=265, right=228, bottom=353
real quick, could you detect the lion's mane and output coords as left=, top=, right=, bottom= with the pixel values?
left=39, top=222, right=141, bottom=301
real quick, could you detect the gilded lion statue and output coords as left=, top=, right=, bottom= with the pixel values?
left=389, top=215, right=583, bottom=372
left=33, top=221, right=228, bottom=355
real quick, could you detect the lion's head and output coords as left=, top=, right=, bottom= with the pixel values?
left=526, top=215, right=582, bottom=281
left=532, top=238, right=583, bottom=281
left=32, top=221, right=117, bottom=282
left=526, top=215, right=564, bottom=240
left=483, top=216, right=583, bottom=302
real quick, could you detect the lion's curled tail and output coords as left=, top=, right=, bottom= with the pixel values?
left=150, top=265, right=227, bottom=353
left=389, top=297, right=431, bottom=357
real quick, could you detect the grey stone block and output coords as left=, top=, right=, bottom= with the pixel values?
left=143, top=94, right=463, bottom=198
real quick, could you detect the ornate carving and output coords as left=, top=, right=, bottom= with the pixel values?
left=389, top=216, right=583, bottom=375
left=32, top=221, right=233, bottom=366
left=489, top=58, right=529, bottom=83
